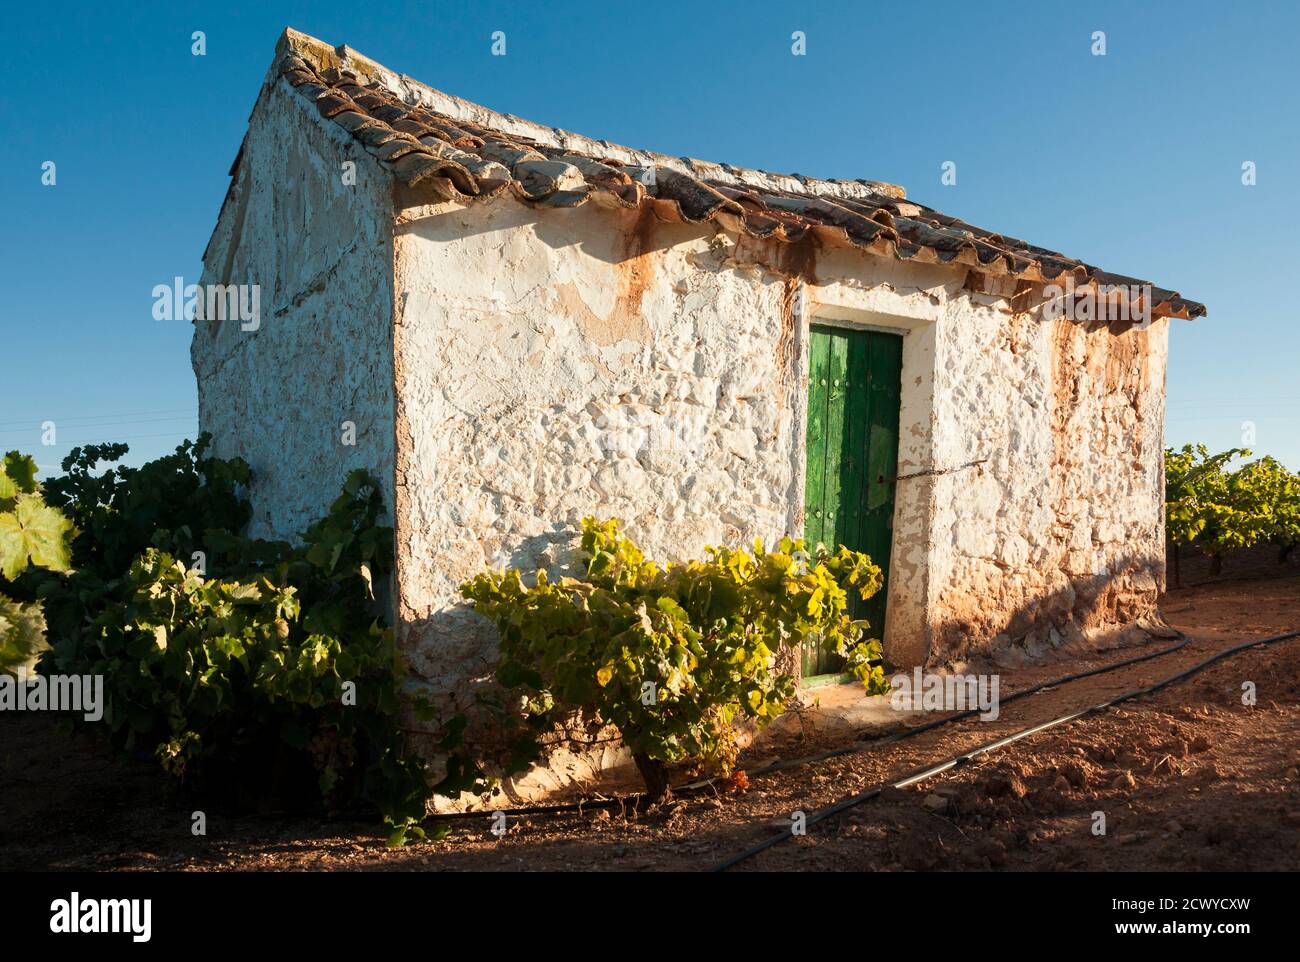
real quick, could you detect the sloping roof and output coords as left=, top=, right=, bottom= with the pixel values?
left=263, top=28, right=1205, bottom=321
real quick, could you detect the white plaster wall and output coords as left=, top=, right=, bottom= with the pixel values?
left=924, top=302, right=1169, bottom=665
left=392, top=195, right=1170, bottom=691
left=391, top=197, right=804, bottom=706
left=193, top=78, right=397, bottom=542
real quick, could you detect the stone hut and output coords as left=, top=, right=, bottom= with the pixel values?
left=195, top=28, right=1206, bottom=721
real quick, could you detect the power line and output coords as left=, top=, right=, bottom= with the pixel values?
left=1166, top=414, right=1299, bottom=422
left=0, top=414, right=197, bottom=436
left=0, top=407, right=196, bottom=430
left=45, top=431, right=197, bottom=446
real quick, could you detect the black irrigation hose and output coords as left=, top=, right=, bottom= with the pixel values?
left=430, top=635, right=1190, bottom=823
left=709, top=628, right=1300, bottom=872
left=679, top=635, right=1192, bottom=788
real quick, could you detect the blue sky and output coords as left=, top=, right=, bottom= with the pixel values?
left=3, top=0, right=1297, bottom=474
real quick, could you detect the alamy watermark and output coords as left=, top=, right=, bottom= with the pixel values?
left=1041, top=277, right=1153, bottom=328
left=152, top=276, right=261, bottom=331
left=0, top=669, right=103, bottom=721
left=591, top=407, right=712, bottom=459
left=890, top=668, right=1000, bottom=721
left=50, top=892, right=151, bottom=942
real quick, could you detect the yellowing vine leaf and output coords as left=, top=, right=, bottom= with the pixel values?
left=0, top=596, right=48, bottom=673
left=0, top=493, right=74, bottom=580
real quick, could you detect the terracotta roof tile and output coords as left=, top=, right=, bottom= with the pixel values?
left=269, top=30, right=1205, bottom=321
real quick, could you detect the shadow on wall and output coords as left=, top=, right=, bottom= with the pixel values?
left=398, top=522, right=586, bottom=708
left=929, top=550, right=1168, bottom=670
left=396, top=189, right=690, bottom=267
left=398, top=191, right=828, bottom=306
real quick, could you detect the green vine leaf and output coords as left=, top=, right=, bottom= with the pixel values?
left=0, top=451, right=39, bottom=504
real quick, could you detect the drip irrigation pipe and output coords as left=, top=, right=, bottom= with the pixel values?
left=430, top=636, right=1190, bottom=823
left=678, top=635, right=1190, bottom=788
left=709, top=629, right=1300, bottom=872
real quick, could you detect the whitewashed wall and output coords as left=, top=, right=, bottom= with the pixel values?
left=389, top=191, right=1170, bottom=709
left=194, top=78, right=397, bottom=542
left=390, top=197, right=801, bottom=712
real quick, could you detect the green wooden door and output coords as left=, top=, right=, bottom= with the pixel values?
left=802, top=325, right=903, bottom=678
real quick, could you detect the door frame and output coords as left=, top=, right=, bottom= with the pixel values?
left=780, top=276, right=945, bottom=674
left=798, top=319, right=907, bottom=683
left=792, top=305, right=928, bottom=685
